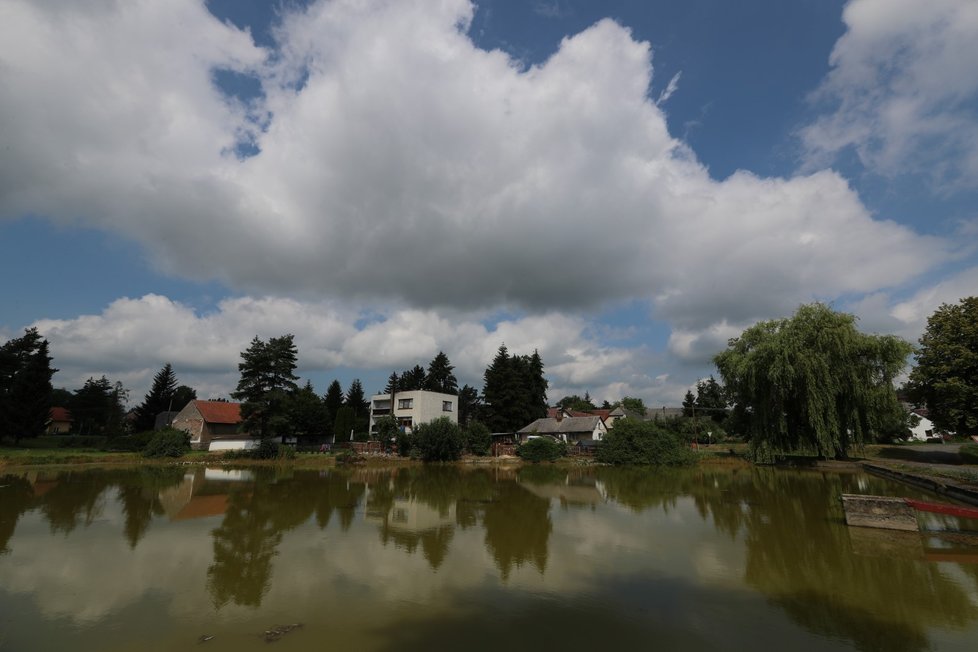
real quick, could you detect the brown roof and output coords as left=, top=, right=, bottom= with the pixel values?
left=49, top=407, right=72, bottom=422
left=172, top=494, right=231, bottom=521
left=194, top=401, right=242, bottom=424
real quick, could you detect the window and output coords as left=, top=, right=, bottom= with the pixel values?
left=443, top=401, right=453, bottom=412
left=398, top=398, right=413, bottom=409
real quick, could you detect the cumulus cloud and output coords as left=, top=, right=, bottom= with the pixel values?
left=800, top=0, right=978, bottom=190
left=33, top=294, right=651, bottom=404
left=845, top=265, right=978, bottom=343
left=0, top=0, right=948, bottom=334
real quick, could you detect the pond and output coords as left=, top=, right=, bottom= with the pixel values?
left=1, top=464, right=978, bottom=651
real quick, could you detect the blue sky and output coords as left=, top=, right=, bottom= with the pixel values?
left=1, top=0, right=976, bottom=406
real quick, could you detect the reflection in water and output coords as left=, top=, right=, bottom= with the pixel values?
left=2, top=464, right=978, bottom=650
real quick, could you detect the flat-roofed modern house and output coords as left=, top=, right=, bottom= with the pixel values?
left=369, top=390, right=458, bottom=434
left=171, top=400, right=255, bottom=451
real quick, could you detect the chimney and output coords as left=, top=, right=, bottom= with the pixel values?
left=555, top=410, right=563, bottom=422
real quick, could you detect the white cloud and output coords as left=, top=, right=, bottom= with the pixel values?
left=33, top=294, right=662, bottom=404
left=800, top=0, right=978, bottom=190
left=0, top=0, right=948, bottom=332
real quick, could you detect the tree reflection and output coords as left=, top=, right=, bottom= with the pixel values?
left=482, top=480, right=551, bottom=580
left=206, top=470, right=321, bottom=609
left=114, top=467, right=185, bottom=548
left=39, top=470, right=111, bottom=535
left=207, top=488, right=282, bottom=609
left=0, top=474, right=34, bottom=554
left=687, top=468, right=977, bottom=652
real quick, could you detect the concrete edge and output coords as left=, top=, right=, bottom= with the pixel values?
left=863, top=463, right=978, bottom=508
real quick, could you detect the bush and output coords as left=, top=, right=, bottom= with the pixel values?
left=961, top=444, right=978, bottom=465
left=517, top=437, right=566, bottom=463
left=254, top=439, right=283, bottom=459
left=464, top=421, right=492, bottom=456
left=413, top=417, right=464, bottom=462
left=336, top=449, right=364, bottom=466
left=395, top=429, right=415, bottom=457
left=143, top=428, right=191, bottom=458
left=597, top=419, right=696, bottom=466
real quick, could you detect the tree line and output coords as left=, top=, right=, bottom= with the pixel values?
left=3, top=297, right=976, bottom=454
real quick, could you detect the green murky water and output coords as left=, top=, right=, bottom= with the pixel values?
left=2, top=464, right=978, bottom=651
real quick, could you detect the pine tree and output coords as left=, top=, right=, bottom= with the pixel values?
left=70, top=376, right=126, bottom=437
left=232, top=335, right=299, bottom=440
left=344, top=378, right=369, bottom=437
left=425, top=352, right=458, bottom=395
left=400, top=365, right=427, bottom=391
left=483, top=345, right=516, bottom=432
left=323, top=379, right=344, bottom=439
left=288, top=380, right=328, bottom=440
left=0, top=329, right=56, bottom=442
left=526, top=350, right=548, bottom=421
left=482, top=346, right=547, bottom=432
left=132, top=363, right=178, bottom=432
left=458, top=384, right=482, bottom=427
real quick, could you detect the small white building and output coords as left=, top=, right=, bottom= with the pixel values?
left=517, top=415, right=608, bottom=444
left=369, top=390, right=458, bottom=434
left=908, top=409, right=940, bottom=442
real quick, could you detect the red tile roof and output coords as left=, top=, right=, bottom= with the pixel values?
left=194, top=401, right=242, bottom=424
left=49, top=407, right=72, bottom=422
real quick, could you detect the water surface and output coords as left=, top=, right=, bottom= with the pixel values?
left=2, top=464, right=977, bottom=651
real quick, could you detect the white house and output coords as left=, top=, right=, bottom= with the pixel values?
left=369, top=390, right=458, bottom=434
left=517, top=414, right=608, bottom=444
left=908, top=409, right=940, bottom=442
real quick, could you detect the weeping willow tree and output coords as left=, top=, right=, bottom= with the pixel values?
left=714, top=304, right=912, bottom=459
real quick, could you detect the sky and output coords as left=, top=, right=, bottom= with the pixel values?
left=1, top=0, right=976, bottom=407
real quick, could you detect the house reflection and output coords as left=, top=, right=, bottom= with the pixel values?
left=158, top=468, right=254, bottom=521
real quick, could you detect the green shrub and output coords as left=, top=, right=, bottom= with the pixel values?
left=395, top=429, right=415, bottom=457
left=253, top=439, right=282, bottom=459
left=413, top=417, right=464, bottom=462
left=597, top=419, right=696, bottom=466
left=336, top=449, right=364, bottom=466
left=143, top=428, right=191, bottom=458
left=516, top=437, right=566, bottom=463
left=961, top=444, right=978, bottom=465
left=464, top=421, right=492, bottom=456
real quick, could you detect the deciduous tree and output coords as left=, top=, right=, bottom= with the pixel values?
left=908, top=297, right=978, bottom=435
left=715, top=303, right=912, bottom=459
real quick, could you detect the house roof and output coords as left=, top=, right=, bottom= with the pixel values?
left=519, top=416, right=603, bottom=434
left=49, top=407, right=72, bottom=422
left=194, top=401, right=242, bottom=424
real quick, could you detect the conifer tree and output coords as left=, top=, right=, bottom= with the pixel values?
left=0, top=329, right=56, bottom=442
left=132, top=363, right=178, bottom=432
left=425, top=352, right=458, bottom=395
left=323, top=379, right=344, bottom=439
left=232, top=335, right=299, bottom=440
